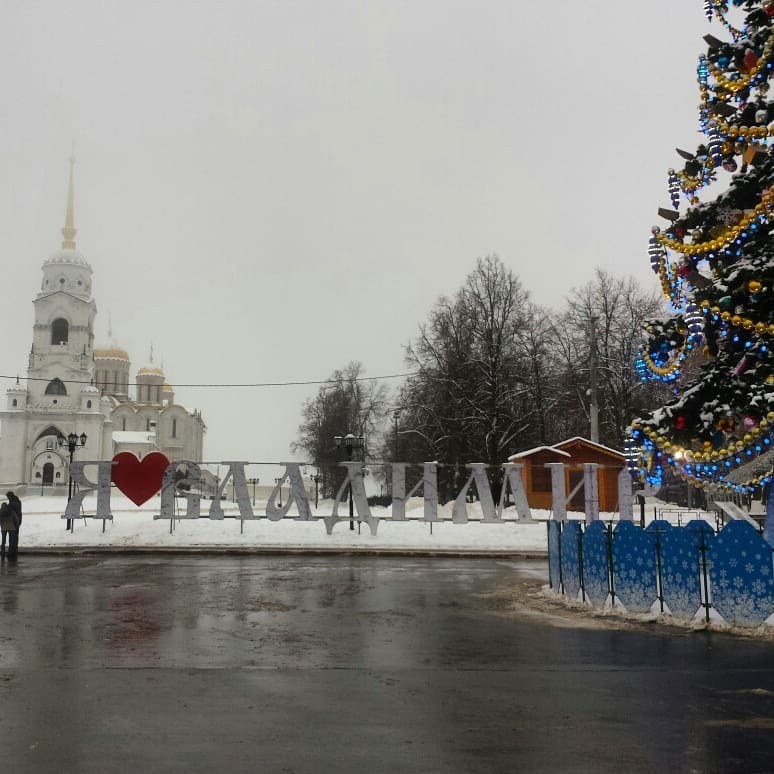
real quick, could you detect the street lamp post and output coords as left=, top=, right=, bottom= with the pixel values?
left=393, top=409, right=401, bottom=461
left=589, top=315, right=599, bottom=443
left=248, top=477, right=259, bottom=506
left=275, top=477, right=283, bottom=508
left=58, top=431, right=87, bottom=531
left=310, top=472, right=322, bottom=509
left=334, top=433, right=364, bottom=531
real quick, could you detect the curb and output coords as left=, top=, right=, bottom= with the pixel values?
left=13, top=547, right=548, bottom=558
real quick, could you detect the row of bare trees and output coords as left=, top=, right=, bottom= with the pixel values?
left=293, top=256, right=667, bottom=500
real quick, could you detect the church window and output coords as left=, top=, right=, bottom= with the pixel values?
left=86, top=400, right=92, bottom=409
left=172, top=419, right=177, bottom=438
left=122, top=418, right=126, bottom=431
left=146, top=418, right=150, bottom=431
left=51, top=318, right=69, bottom=345
left=11, top=399, right=16, bottom=407
left=45, top=378, right=67, bottom=396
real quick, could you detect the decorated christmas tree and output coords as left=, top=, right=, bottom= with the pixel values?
left=629, top=1, right=774, bottom=496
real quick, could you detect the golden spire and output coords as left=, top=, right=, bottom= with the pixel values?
left=61, top=154, right=77, bottom=249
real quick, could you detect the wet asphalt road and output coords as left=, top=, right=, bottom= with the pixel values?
left=1, top=556, right=774, bottom=774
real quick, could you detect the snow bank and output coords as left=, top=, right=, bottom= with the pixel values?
left=11, top=493, right=584, bottom=553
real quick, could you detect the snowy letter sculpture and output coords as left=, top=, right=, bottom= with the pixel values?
left=64, top=458, right=633, bottom=532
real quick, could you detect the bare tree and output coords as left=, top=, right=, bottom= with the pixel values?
left=293, top=361, right=388, bottom=497
left=396, top=255, right=539, bottom=499
left=552, top=269, right=667, bottom=448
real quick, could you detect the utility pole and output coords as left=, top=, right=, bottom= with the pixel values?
left=589, top=315, right=599, bottom=443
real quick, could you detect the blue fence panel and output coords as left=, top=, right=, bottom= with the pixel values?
left=686, top=519, right=715, bottom=538
left=707, top=521, right=774, bottom=628
left=582, top=521, right=610, bottom=606
left=560, top=521, right=582, bottom=599
left=645, top=520, right=673, bottom=534
left=548, top=521, right=561, bottom=591
left=659, top=525, right=703, bottom=620
left=612, top=521, right=658, bottom=613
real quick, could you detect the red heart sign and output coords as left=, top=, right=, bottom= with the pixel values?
left=111, top=451, right=170, bottom=506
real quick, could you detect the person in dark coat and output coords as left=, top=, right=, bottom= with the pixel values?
left=0, top=502, right=18, bottom=560
left=5, top=491, right=21, bottom=560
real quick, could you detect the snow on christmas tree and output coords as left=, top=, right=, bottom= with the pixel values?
left=629, top=1, right=774, bottom=496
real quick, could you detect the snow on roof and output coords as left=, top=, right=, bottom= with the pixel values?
left=112, top=431, right=156, bottom=444
left=553, top=436, right=625, bottom=459
left=45, top=249, right=91, bottom=267
left=725, top=448, right=774, bottom=485
left=508, top=445, right=571, bottom=461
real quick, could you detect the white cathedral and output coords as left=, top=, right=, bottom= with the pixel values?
left=0, top=162, right=206, bottom=489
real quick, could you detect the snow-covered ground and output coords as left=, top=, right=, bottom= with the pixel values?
left=12, top=492, right=571, bottom=553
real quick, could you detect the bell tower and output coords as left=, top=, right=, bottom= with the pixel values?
left=0, top=157, right=106, bottom=486
left=27, top=156, right=97, bottom=405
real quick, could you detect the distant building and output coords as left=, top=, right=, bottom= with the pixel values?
left=0, top=160, right=205, bottom=488
left=508, top=437, right=625, bottom=512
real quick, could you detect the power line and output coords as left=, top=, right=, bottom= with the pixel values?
left=0, top=371, right=419, bottom=389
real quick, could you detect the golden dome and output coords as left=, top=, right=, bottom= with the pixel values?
left=137, top=366, right=164, bottom=377
left=162, top=383, right=174, bottom=392
left=94, top=347, right=130, bottom=362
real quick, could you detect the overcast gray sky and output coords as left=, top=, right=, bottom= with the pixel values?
left=0, top=0, right=709, bottom=464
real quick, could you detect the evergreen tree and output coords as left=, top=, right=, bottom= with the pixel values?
left=630, top=1, right=774, bottom=495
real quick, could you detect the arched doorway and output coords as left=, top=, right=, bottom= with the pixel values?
left=42, top=462, right=54, bottom=486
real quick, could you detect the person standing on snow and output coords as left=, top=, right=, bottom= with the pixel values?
left=5, top=491, right=21, bottom=560
left=0, top=501, right=18, bottom=560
